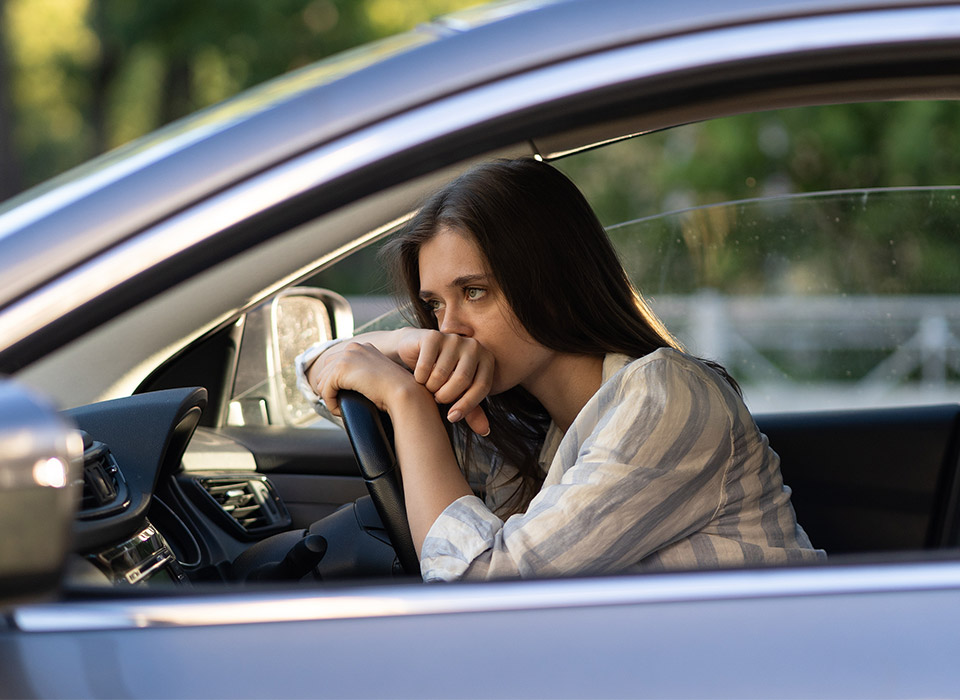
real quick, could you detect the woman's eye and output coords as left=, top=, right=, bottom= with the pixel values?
left=423, top=298, right=443, bottom=313
left=465, top=287, right=486, bottom=301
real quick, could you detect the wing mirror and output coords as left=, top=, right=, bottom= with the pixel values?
left=228, top=288, right=353, bottom=427
left=0, top=379, right=82, bottom=603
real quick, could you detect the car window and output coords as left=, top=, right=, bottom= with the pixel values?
left=595, top=189, right=960, bottom=412
left=555, top=102, right=960, bottom=412
left=258, top=100, right=960, bottom=418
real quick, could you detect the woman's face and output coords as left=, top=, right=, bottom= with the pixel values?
left=417, top=228, right=554, bottom=394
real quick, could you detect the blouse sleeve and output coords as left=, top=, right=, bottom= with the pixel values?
left=294, top=339, right=343, bottom=425
left=419, top=353, right=737, bottom=581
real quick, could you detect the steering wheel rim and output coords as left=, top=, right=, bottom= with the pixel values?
left=338, top=390, right=421, bottom=577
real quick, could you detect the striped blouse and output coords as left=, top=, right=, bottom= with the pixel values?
left=419, top=348, right=824, bottom=581
left=295, top=344, right=824, bottom=582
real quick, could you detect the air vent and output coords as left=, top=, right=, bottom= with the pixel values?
left=190, top=475, right=290, bottom=539
left=78, top=433, right=129, bottom=520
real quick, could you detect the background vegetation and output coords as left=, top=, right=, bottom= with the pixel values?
left=5, top=1, right=960, bottom=217
left=0, top=0, right=482, bottom=201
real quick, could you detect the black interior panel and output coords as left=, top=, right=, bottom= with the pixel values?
left=66, top=387, right=208, bottom=551
left=757, top=404, right=960, bottom=554
left=268, top=473, right=368, bottom=528
left=219, top=425, right=358, bottom=475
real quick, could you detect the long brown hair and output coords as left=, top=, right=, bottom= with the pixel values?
left=381, top=158, right=738, bottom=515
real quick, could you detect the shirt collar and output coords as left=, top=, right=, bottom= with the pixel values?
left=536, top=353, right=633, bottom=471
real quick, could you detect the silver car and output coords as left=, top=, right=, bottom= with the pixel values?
left=3, top=0, right=960, bottom=697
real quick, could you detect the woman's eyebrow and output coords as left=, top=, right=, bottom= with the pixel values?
left=452, top=273, right=490, bottom=287
left=420, top=273, right=490, bottom=298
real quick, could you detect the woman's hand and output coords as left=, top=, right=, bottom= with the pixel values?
left=306, top=328, right=494, bottom=436
left=395, top=329, right=493, bottom=436
left=313, top=339, right=475, bottom=556
left=312, top=341, right=424, bottom=419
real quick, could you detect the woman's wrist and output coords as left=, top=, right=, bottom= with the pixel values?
left=384, top=374, right=436, bottom=418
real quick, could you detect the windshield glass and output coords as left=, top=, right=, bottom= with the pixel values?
left=607, top=188, right=960, bottom=413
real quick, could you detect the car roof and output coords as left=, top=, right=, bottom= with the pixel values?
left=0, top=0, right=952, bottom=311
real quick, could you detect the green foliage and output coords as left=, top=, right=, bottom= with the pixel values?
left=0, top=0, right=481, bottom=196
left=550, top=102, right=960, bottom=296
left=558, top=103, right=960, bottom=226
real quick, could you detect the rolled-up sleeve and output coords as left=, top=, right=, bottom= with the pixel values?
left=418, top=352, right=738, bottom=582
left=294, top=340, right=344, bottom=425
left=420, top=496, right=505, bottom=581
left=294, top=340, right=341, bottom=403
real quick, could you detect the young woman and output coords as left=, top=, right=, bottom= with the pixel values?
left=297, top=158, right=824, bottom=581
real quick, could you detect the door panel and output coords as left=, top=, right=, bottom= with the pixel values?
left=757, top=405, right=960, bottom=554
left=219, top=426, right=363, bottom=527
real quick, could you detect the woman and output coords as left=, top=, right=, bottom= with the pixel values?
left=297, top=157, right=823, bottom=581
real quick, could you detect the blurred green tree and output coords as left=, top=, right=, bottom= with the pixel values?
left=0, top=0, right=481, bottom=197
left=0, top=0, right=20, bottom=200
left=557, top=103, right=960, bottom=229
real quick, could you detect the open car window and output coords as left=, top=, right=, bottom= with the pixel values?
left=554, top=102, right=960, bottom=413
left=225, top=101, right=960, bottom=426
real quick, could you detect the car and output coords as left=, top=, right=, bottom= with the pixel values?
left=3, top=0, right=960, bottom=696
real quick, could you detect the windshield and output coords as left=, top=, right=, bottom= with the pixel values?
left=607, top=188, right=960, bottom=413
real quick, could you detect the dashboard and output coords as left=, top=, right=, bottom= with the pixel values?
left=63, top=386, right=400, bottom=589
left=66, top=387, right=210, bottom=587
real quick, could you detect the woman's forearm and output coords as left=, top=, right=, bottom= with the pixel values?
left=306, top=339, right=474, bottom=555
left=385, top=382, right=473, bottom=556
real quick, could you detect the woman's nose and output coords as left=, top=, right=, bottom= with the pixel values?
left=439, top=306, right=471, bottom=336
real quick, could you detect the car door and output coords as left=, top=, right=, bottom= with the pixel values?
left=6, top=3, right=960, bottom=698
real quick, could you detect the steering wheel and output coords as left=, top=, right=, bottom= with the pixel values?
left=338, top=390, right=421, bottom=576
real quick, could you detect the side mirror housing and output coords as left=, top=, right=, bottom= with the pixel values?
left=229, top=288, right=353, bottom=427
left=0, top=380, right=82, bottom=603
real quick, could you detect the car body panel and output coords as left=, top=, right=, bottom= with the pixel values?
left=3, top=0, right=960, bottom=697
left=6, top=563, right=960, bottom=698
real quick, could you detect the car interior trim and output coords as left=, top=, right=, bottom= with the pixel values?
left=2, top=6, right=959, bottom=368
left=181, top=429, right=258, bottom=472
left=14, top=558, right=960, bottom=632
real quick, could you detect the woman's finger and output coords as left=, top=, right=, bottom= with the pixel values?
left=412, top=332, right=443, bottom=385
left=422, top=333, right=467, bottom=394
left=445, top=350, right=493, bottom=423
left=424, top=359, right=459, bottom=395
left=462, top=405, right=491, bottom=437
left=431, top=344, right=480, bottom=402
left=315, top=365, right=341, bottom=417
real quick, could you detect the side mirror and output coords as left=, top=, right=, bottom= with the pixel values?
left=228, top=288, right=353, bottom=427
left=0, top=379, right=82, bottom=603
